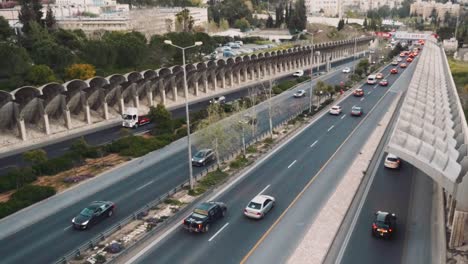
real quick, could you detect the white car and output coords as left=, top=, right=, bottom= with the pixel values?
left=397, top=57, right=403, bottom=62
left=384, top=153, right=401, bottom=169
left=209, top=96, right=226, bottom=104
left=293, top=90, right=306, bottom=98
left=329, top=105, right=342, bottom=115
left=342, top=67, right=351, bottom=73
left=244, top=195, right=276, bottom=219
left=293, top=70, right=304, bottom=77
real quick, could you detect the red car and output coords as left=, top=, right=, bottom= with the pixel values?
left=409, top=53, right=415, bottom=58
left=379, top=79, right=389, bottom=86
left=353, top=88, right=364, bottom=97
left=400, top=63, right=407, bottom=68
left=406, top=57, right=413, bottom=63
left=390, top=68, right=398, bottom=74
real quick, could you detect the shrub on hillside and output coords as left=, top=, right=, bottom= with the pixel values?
left=0, top=185, right=56, bottom=219
left=0, top=167, right=37, bottom=193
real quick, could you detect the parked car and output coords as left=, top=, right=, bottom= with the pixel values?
left=293, top=89, right=306, bottom=98
left=293, top=70, right=304, bottom=77
left=342, top=67, right=351, bottom=73
left=353, top=88, right=364, bottom=97
left=329, top=105, right=342, bottom=115
left=244, top=195, right=276, bottom=219
left=390, top=68, right=398, bottom=74
left=72, top=201, right=115, bottom=230
left=192, top=149, right=216, bottom=166
left=400, top=63, right=407, bottom=68
left=350, top=106, right=363, bottom=116
left=384, top=153, right=401, bottom=169
left=379, top=79, right=389, bottom=86
left=209, top=96, right=226, bottom=104
left=372, top=211, right=397, bottom=239
left=182, top=202, right=227, bottom=233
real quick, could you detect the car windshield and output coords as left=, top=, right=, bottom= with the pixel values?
left=352, top=107, right=361, bottom=111
left=193, top=208, right=209, bottom=216
left=387, top=157, right=399, bottom=162
left=122, top=114, right=135, bottom=120
left=248, top=202, right=262, bottom=210
left=80, top=207, right=94, bottom=217
left=194, top=151, right=206, bottom=158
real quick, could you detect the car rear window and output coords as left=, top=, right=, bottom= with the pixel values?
left=387, top=157, right=399, bottom=162
left=194, top=208, right=209, bottom=216
left=248, top=202, right=262, bottom=210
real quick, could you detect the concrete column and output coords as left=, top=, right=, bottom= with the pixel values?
left=172, top=85, right=178, bottom=102
left=237, top=71, right=241, bottom=85
left=222, top=74, right=226, bottom=89
left=250, top=68, right=255, bottom=80
left=243, top=68, right=248, bottom=82
left=204, top=76, right=209, bottom=92
left=229, top=73, right=234, bottom=87
left=119, top=98, right=125, bottom=114
left=18, top=119, right=27, bottom=141
left=103, top=102, right=109, bottom=120
left=194, top=81, right=199, bottom=96
left=213, top=75, right=218, bottom=91
left=43, top=114, right=50, bottom=135
left=161, top=87, right=166, bottom=105
left=147, top=91, right=154, bottom=107
left=134, top=95, right=140, bottom=109
left=85, top=105, right=92, bottom=125
left=65, top=109, right=72, bottom=129
left=450, top=210, right=468, bottom=248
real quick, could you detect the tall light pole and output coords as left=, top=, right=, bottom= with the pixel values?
left=164, top=40, right=203, bottom=190
left=303, top=30, right=316, bottom=113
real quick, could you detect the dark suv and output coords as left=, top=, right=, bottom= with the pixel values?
left=183, top=202, right=227, bottom=233
left=192, top=149, right=215, bottom=166
left=372, top=211, right=397, bottom=239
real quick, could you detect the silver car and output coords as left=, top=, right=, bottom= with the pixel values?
left=244, top=195, right=276, bottom=219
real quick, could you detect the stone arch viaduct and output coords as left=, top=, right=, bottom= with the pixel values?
left=0, top=37, right=373, bottom=141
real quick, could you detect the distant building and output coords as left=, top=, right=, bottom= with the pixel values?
left=306, top=0, right=403, bottom=17
left=410, top=0, right=460, bottom=20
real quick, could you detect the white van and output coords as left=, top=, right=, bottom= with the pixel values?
left=367, top=74, right=377, bottom=84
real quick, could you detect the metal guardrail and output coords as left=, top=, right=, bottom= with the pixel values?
left=53, top=52, right=371, bottom=264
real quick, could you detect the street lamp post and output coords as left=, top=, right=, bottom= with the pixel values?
left=303, top=30, right=316, bottom=113
left=164, top=40, right=203, bottom=190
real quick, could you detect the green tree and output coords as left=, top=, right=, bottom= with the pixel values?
left=102, top=31, right=149, bottom=68
left=26, top=65, right=56, bottom=85
left=363, top=18, right=368, bottom=30
left=45, top=5, right=56, bottom=31
left=288, top=0, right=307, bottom=32
left=18, top=0, right=43, bottom=33
left=53, top=29, right=85, bottom=51
left=23, top=149, right=48, bottom=165
left=80, top=40, right=117, bottom=69
left=209, top=0, right=252, bottom=26
left=219, top=19, right=229, bottom=30
left=0, top=42, right=31, bottom=87
left=149, top=104, right=174, bottom=135
left=234, top=18, right=251, bottom=32
left=0, top=17, right=14, bottom=41
left=175, top=8, right=195, bottom=32
left=337, top=19, right=345, bottom=31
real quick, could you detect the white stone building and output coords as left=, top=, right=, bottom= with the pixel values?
left=410, top=0, right=460, bottom=20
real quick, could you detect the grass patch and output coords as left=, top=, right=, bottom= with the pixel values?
left=246, top=145, right=257, bottom=154
left=448, top=58, right=468, bottom=90
left=198, top=169, right=229, bottom=190
left=263, top=137, right=274, bottom=145
left=164, top=198, right=184, bottom=206
left=229, top=156, right=249, bottom=169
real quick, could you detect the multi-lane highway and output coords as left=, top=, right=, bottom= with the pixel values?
left=126, top=60, right=415, bottom=264
left=0, top=56, right=360, bottom=176
left=0, top=58, right=359, bottom=264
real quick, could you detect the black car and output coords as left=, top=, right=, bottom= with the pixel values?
left=72, top=201, right=115, bottom=230
left=372, top=211, right=396, bottom=239
left=183, top=201, right=227, bottom=233
left=192, top=149, right=216, bottom=166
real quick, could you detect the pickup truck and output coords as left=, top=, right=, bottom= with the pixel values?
left=182, top=201, right=227, bottom=233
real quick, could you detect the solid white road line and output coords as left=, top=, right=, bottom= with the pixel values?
left=287, top=160, right=297, bottom=169
left=360, top=98, right=365, bottom=101
left=64, top=226, right=72, bottom=231
left=341, top=115, right=346, bottom=120
left=208, top=223, right=229, bottom=242
left=136, top=180, right=155, bottom=191
left=257, top=185, right=271, bottom=196
left=327, top=125, right=335, bottom=132
left=310, top=140, right=318, bottom=148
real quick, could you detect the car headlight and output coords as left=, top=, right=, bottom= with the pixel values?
left=82, top=220, right=89, bottom=225
left=72, top=218, right=75, bottom=223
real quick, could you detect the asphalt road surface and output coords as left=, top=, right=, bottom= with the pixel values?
left=129, top=61, right=413, bottom=264
left=0, top=57, right=360, bottom=264
left=0, top=56, right=360, bottom=176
